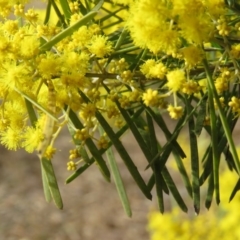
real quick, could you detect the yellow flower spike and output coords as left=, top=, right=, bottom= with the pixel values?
left=229, top=96, right=240, bottom=116
left=140, top=59, right=167, bottom=79
left=69, top=149, right=80, bottom=160
left=79, top=103, right=96, bottom=120
left=44, top=146, right=57, bottom=160
left=97, top=135, right=109, bottom=149
left=230, top=44, right=240, bottom=59
left=74, top=128, right=90, bottom=141
left=215, top=77, right=229, bottom=94
left=14, top=4, right=24, bottom=17
left=106, top=105, right=120, bottom=118
left=69, top=1, right=79, bottom=13
left=167, top=104, right=183, bottom=119
left=67, top=161, right=77, bottom=171
left=119, top=95, right=131, bottom=108
left=182, top=80, right=201, bottom=95
left=166, top=69, right=186, bottom=92
left=87, top=35, right=113, bottom=58
left=2, top=20, right=18, bottom=35
left=142, top=88, right=160, bottom=107
left=180, top=45, right=203, bottom=68
left=0, top=127, right=22, bottom=151
left=22, top=126, right=43, bottom=153
left=24, top=8, right=38, bottom=23
left=120, top=70, right=133, bottom=82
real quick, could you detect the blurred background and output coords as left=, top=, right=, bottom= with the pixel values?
left=0, top=128, right=157, bottom=240
left=2, top=1, right=240, bottom=240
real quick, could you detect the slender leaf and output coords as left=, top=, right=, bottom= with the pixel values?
left=195, top=95, right=207, bottom=136
left=203, top=58, right=240, bottom=176
left=59, top=0, right=71, bottom=21
left=44, top=0, right=52, bottom=24
left=66, top=160, right=94, bottom=184
left=229, top=178, right=240, bottom=202
left=146, top=112, right=164, bottom=213
left=173, top=152, right=193, bottom=198
left=162, top=167, right=188, bottom=213
left=14, top=87, right=58, bottom=122
left=207, top=77, right=220, bottom=204
left=104, top=137, right=132, bottom=217
left=66, top=107, right=145, bottom=184
left=205, top=173, right=214, bottom=209
left=68, top=110, right=111, bottom=182
left=40, top=11, right=97, bottom=51
left=186, top=98, right=200, bottom=214
left=41, top=161, right=52, bottom=203
left=146, top=107, right=186, bottom=159
left=41, top=158, right=63, bottom=209
left=24, top=99, right=38, bottom=127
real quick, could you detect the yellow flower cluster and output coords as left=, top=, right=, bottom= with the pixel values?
left=229, top=96, right=240, bottom=116
left=0, top=0, right=238, bottom=171
left=67, top=161, right=77, bottom=171
left=148, top=140, right=240, bottom=240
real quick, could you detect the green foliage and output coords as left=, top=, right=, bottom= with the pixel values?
left=1, top=0, right=240, bottom=216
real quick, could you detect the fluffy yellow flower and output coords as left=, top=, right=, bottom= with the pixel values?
left=87, top=35, right=113, bottom=58
left=167, top=104, right=183, bottom=119
left=142, top=88, right=160, bottom=107
left=166, top=69, right=186, bottom=92
left=180, top=45, right=203, bottom=67
left=141, top=59, right=167, bottom=79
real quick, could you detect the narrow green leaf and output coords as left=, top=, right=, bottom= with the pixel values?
left=105, top=141, right=132, bottom=217
left=186, top=98, right=200, bottom=214
left=229, top=178, right=240, bottom=202
left=44, top=0, right=52, bottom=24
left=66, top=107, right=145, bottom=184
left=207, top=77, right=220, bottom=205
left=195, top=95, right=207, bottom=136
left=91, top=0, right=104, bottom=12
left=99, top=5, right=125, bottom=24
left=65, top=161, right=94, bottom=184
left=147, top=172, right=169, bottom=195
left=162, top=167, right=188, bottom=213
left=205, top=173, right=214, bottom=210
left=78, top=90, right=152, bottom=200
left=147, top=174, right=155, bottom=191
left=59, top=0, right=71, bottom=21
left=40, top=11, right=97, bottom=51
left=146, top=112, right=164, bottom=213
left=111, top=46, right=140, bottom=55
left=67, top=110, right=111, bottom=182
left=173, top=152, right=193, bottom=198
left=129, top=48, right=148, bottom=71
left=77, top=145, right=91, bottom=163
left=114, top=27, right=129, bottom=50
left=41, top=161, right=52, bottom=202
left=51, top=0, right=67, bottom=28
left=95, top=110, right=152, bottom=199
left=146, top=107, right=186, bottom=159
left=203, top=58, right=240, bottom=176
left=14, top=87, right=58, bottom=122
left=24, top=99, right=38, bottom=127
left=199, top=147, right=213, bottom=186
left=41, top=158, right=63, bottom=209
left=145, top=109, right=187, bottom=169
